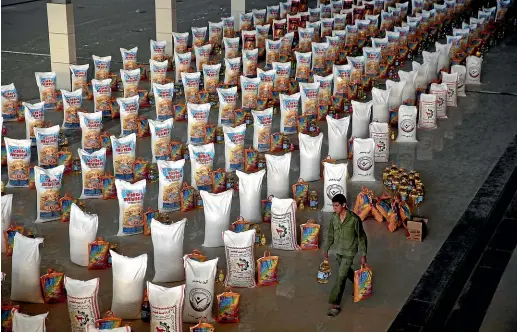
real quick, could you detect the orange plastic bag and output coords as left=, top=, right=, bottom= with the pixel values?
left=387, top=199, right=400, bottom=232
left=40, top=268, right=66, bottom=304
left=244, top=147, right=258, bottom=172
left=60, top=193, right=74, bottom=223
left=231, top=216, right=251, bottom=233
left=187, top=249, right=207, bottom=262
left=320, top=155, right=336, bottom=179
left=169, top=140, right=184, bottom=161
left=256, top=252, right=279, bottom=286
left=88, top=237, right=111, bottom=270
left=216, top=288, right=240, bottom=323
left=292, top=178, right=309, bottom=207
left=101, top=172, right=117, bottom=200
left=143, top=207, right=159, bottom=236
left=300, top=219, right=320, bottom=250
left=1, top=301, right=19, bottom=332
left=371, top=205, right=384, bottom=223
left=95, top=311, right=122, bottom=330
left=357, top=204, right=371, bottom=221
left=180, top=182, right=196, bottom=212
left=375, top=193, right=392, bottom=220
left=261, top=195, right=274, bottom=223
left=190, top=317, right=215, bottom=332
left=211, top=168, right=227, bottom=194
left=4, top=225, right=24, bottom=256
left=354, top=264, right=373, bottom=303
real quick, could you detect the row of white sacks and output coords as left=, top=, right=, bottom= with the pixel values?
left=7, top=221, right=297, bottom=331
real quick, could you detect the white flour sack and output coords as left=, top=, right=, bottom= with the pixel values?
left=111, top=252, right=148, bottom=319
left=351, top=101, right=373, bottom=139
left=369, top=122, right=390, bottom=162
left=5, top=137, right=31, bottom=188
left=64, top=277, right=100, bottom=332
left=466, top=55, right=482, bottom=84
left=299, top=82, right=320, bottom=116
left=111, top=133, right=136, bottom=182
left=217, top=86, right=238, bottom=126
left=326, top=115, right=350, bottom=160
left=61, top=89, right=83, bottom=129
left=299, top=132, right=324, bottom=182
left=188, top=143, right=215, bottom=192
left=385, top=80, right=405, bottom=111
left=280, top=93, right=301, bottom=135
left=252, top=108, right=273, bottom=152
left=418, top=93, right=437, bottom=129
left=322, top=162, right=347, bottom=212
left=79, top=148, right=107, bottom=199
left=183, top=257, right=218, bottom=323
left=157, top=159, right=185, bottom=212
left=23, top=101, right=45, bottom=146
left=223, top=229, right=257, bottom=287
left=117, top=95, right=140, bottom=136
left=422, top=50, right=440, bottom=81
left=351, top=138, right=376, bottom=182
left=35, top=165, right=65, bottom=223
left=187, top=103, right=211, bottom=145
left=435, top=42, right=452, bottom=72
left=115, top=179, right=147, bottom=236
left=79, top=111, right=102, bottom=153
left=149, top=118, right=173, bottom=163
left=371, top=87, right=391, bottom=123
left=201, top=190, right=233, bottom=247
left=412, top=61, right=430, bottom=91
left=430, top=83, right=448, bottom=119
left=265, top=152, right=291, bottom=198
left=34, top=125, right=59, bottom=168
left=270, top=197, right=300, bottom=250
left=1, top=194, right=13, bottom=253
left=151, top=218, right=186, bottom=283
left=236, top=169, right=266, bottom=223
left=441, top=71, right=459, bottom=107
left=69, top=203, right=98, bottom=267
left=13, top=312, right=48, bottom=332
left=396, top=105, right=418, bottom=143
left=398, top=70, right=418, bottom=105
left=11, top=233, right=44, bottom=303
left=148, top=282, right=184, bottom=333
left=223, top=124, right=246, bottom=172
left=451, top=65, right=467, bottom=97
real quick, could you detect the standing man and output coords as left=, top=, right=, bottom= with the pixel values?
left=323, top=193, right=368, bottom=317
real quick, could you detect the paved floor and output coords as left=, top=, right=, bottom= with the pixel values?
left=2, top=1, right=517, bottom=332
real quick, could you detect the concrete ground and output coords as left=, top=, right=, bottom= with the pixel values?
left=2, top=0, right=517, bottom=332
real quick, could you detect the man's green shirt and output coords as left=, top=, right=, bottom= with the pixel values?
left=324, top=210, right=368, bottom=257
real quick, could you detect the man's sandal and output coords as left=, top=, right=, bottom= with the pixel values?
left=327, top=307, right=341, bottom=317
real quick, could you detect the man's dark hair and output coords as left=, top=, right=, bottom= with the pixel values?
left=332, top=194, right=347, bottom=205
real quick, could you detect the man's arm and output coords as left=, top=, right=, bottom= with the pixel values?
left=356, top=216, right=368, bottom=257
left=323, top=216, right=335, bottom=254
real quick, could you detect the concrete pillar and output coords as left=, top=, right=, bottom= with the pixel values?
left=156, top=0, right=177, bottom=58
left=231, top=0, right=245, bottom=31
left=47, top=1, right=76, bottom=90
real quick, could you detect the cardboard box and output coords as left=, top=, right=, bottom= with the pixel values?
left=406, top=217, right=428, bottom=242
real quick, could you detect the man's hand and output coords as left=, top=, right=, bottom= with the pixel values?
left=361, top=255, right=367, bottom=266
left=324, top=251, right=329, bottom=260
